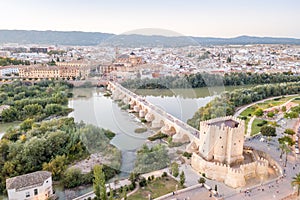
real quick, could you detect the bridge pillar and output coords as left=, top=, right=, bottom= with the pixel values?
left=172, top=131, right=190, bottom=143
left=145, top=113, right=154, bottom=122
left=139, top=110, right=146, bottom=118
left=123, top=96, right=130, bottom=104
left=151, top=119, right=163, bottom=129
left=133, top=105, right=140, bottom=112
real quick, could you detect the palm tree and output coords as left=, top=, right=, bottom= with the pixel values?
left=291, top=173, right=300, bottom=196
left=278, top=138, right=285, bottom=159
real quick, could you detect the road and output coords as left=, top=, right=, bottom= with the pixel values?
left=233, top=94, right=298, bottom=117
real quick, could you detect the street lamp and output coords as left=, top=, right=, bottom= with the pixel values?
left=176, top=184, right=178, bottom=194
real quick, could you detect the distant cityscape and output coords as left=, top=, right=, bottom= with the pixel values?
left=1, top=40, right=300, bottom=83
left=1, top=31, right=300, bottom=200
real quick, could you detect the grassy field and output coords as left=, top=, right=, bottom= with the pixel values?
left=291, top=97, right=300, bottom=104
left=128, top=176, right=184, bottom=200
left=251, top=118, right=265, bottom=136
left=240, top=106, right=257, bottom=117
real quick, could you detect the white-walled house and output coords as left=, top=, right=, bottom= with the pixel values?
left=6, top=171, right=54, bottom=200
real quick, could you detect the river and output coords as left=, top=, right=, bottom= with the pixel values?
left=0, top=85, right=250, bottom=199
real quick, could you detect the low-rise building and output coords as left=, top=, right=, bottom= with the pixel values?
left=6, top=171, right=54, bottom=200
left=0, top=66, right=19, bottom=77
left=19, top=65, right=80, bottom=79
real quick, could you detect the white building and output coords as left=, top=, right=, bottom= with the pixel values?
left=0, top=66, right=19, bottom=77
left=6, top=171, right=54, bottom=200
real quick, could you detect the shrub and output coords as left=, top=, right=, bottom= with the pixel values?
left=240, top=116, right=247, bottom=120
left=257, top=120, right=268, bottom=127
left=148, top=132, right=168, bottom=141
left=140, top=118, right=147, bottom=123
left=171, top=162, right=179, bottom=177
left=134, top=127, right=147, bottom=133
left=129, top=183, right=135, bottom=191
left=183, top=152, right=192, bottom=159
left=139, top=177, right=147, bottom=187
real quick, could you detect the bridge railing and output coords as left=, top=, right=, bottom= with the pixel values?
left=109, top=82, right=200, bottom=139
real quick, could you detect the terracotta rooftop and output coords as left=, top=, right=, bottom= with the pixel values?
left=6, top=171, right=51, bottom=190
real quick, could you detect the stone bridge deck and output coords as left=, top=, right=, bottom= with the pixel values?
left=108, top=81, right=200, bottom=142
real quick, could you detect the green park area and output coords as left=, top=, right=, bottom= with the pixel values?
left=128, top=176, right=184, bottom=200
left=251, top=118, right=267, bottom=136
left=291, top=97, right=300, bottom=104
left=239, top=95, right=300, bottom=136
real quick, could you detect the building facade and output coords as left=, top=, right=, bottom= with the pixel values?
left=187, top=116, right=270, bottom=188
left=19, top=65, right=80, bottom=79
left=197, top=116, right=245, bottom=165
left=0, top=66, right=19, bottom=77
left=6, top=171, right=53, bottom=200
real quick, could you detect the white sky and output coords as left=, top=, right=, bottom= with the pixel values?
left=0, top=0, right=299, bottom=38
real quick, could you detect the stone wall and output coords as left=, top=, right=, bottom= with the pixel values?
left=191, top=151, right=269, bottom=188
left=197, top=116, right=245, bottom=165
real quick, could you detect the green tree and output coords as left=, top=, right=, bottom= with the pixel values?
left=45, top=104, right=63, bottom=115
left=62, top=168, right=83, bottom=188
left=108, top=185, right=114, bottom=200
left=198, top=177, right=206, bottom=186
left=42, top=155, right=67, bottom=181
left=93, top=164, right=107, bottom=200
left=1, top=107, right=18, bottom=122
left=292, top=173, right=300, bottom=196
left=267, top=111, right=275, bottom=118
left=282, top=106, right=287, bottom=112
left=180, top=171, right=185, bottom=186
left=19, top=118, right=34, bottom=132
left=254, top=108, right=263, bottom=117
left=171, top=162, right=179, bottom=177
left=23, top=104, right=43, bottom=118
left=261, top=126, right=276, bottom=145
left=284, top=129, right=296, bottom=136
left=260, top=126, right=276, bottom=137
left=123, top=187, right=127, bottom=200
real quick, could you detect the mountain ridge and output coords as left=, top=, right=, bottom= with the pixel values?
left=0, top=29, right=299, bottom=46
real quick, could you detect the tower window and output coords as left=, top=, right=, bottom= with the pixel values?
left=26, top=192, right=30, bottom=198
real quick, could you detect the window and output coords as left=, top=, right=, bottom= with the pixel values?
left=34, top=189, right=38, bottom=196
left=220, top=136, right=222, bottom=139
left=25, top=191, right=30, bottom=198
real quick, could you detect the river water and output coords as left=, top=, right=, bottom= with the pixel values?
left=0, top=85, right=247, bottom=199
left=67, top=86, right=232, bottom=174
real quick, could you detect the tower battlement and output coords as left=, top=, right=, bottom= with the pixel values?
left=198, top=116, right=245, bottom=165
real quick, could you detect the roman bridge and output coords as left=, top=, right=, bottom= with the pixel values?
left=107, top=81, right=200, bottom=143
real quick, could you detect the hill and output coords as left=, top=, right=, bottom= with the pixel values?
left=0, top=30, right=300, bottom=46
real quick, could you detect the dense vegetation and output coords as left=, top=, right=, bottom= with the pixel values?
left=0, top=117, right=120, bottom=193
left=0, top=57, right=30, bottom=66
left=134, top=144, right=169, bottom=174
left=0, top=80, right=73, bottom=122
left=122, top=72, right=299, bottom=89
left=0, top=80, right=121, bottom=193
left=188, top=82, right=300, bottom=129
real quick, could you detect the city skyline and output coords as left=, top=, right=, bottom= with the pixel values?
left=1, top=0, right=300, bottom=38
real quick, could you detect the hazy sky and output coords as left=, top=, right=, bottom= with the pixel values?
left=1, top=0, right=299, bottom=38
